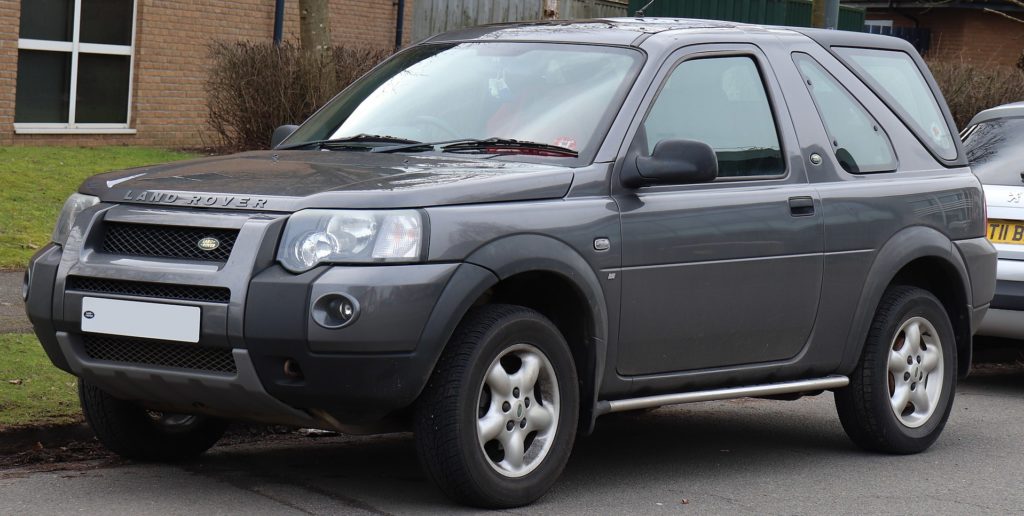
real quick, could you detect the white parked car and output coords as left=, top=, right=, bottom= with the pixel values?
left=962, top=102, right=1024, bottom=339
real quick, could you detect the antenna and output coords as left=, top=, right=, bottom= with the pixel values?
left=635, top=0, right=656, bottom=17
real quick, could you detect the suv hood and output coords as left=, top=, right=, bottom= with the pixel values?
left=80, top=151, right=575, bottom=211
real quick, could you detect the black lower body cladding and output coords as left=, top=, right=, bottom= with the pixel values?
left=991, top=280, right=1024, bottom=311
left=28, top=233, right=499, bottom=427
left=244, top=262, right=497, bottom=424
left=24, top=244, right=69, bottom=372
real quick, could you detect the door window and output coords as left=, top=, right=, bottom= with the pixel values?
left=793, top=53, right=897, bottom=173
left=642, top=56, right=785, bottom=178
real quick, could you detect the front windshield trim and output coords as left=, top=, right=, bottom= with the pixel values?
left=279, top=41, right=646, bottom=167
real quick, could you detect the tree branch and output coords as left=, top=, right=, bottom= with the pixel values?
left=984, top=7, right=1024, bottom=24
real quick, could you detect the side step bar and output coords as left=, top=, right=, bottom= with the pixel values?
left=596, top=375, right=849, bottom=415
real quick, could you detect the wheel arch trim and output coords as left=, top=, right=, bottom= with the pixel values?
left=839, top=226, right=971, bottom=376
left=458, top=234, right=610, bottom=434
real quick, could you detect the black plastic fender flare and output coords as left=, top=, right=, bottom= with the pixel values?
left=839, top=225, right=973, bottom=377
left=419, top=234, right=610, bottom=434
left=467, top=234, right=610, bottom=434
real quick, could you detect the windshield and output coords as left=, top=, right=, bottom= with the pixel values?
left=963, top=117, right=1024, bottom=186
left=282, top=42, right=644, bottom=164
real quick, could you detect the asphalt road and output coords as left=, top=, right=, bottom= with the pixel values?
left=2, top=366, right=1022, bottom=515
left=0, top=271, right=31, bottom=333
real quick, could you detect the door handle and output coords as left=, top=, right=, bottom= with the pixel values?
left=789, top=196, right=815, bottom=217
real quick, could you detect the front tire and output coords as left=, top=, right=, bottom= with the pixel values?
left=414, top=304, right=579, bottom=508
left=835, top=286, right=956, bottom=454
left=79, top=379, right=228, bottom=461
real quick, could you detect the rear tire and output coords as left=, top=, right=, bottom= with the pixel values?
left=835, top=286, right=956, bottom=454
left=414, top=304, right=579, bottom=508
left=78, top=379, right=228, bottom=461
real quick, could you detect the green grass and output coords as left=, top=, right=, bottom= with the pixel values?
left=0, top=146, right=198, bottom=269
left=0, top=333, right=81, bottom=429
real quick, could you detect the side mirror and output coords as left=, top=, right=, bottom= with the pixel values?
left=622, top=139, right=718, bottom=188
left=271, top=125, right=300, bottom=149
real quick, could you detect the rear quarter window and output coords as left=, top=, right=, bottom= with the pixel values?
left=835, top=47, right=957, bottom=161
left=793, top=53, right=897, bottom=174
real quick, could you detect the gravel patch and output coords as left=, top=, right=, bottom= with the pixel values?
left=0, top=271, right=30, bottom=333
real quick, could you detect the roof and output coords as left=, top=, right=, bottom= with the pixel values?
left=788, top=25, right=919, bottom=53
left=424, top=17, right=916, bottom=52
left=967, top=102, right=1024, bottom=127
left=424, top=17, right=753, bottom=46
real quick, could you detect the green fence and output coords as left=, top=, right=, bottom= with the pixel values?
left=627, top=0, right=865, bottom=31
left=837, top=4, right=866, bottom=31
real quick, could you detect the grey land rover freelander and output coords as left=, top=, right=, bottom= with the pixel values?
left=24, top=18, right=996, bottom=508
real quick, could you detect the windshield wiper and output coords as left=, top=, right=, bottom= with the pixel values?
left=374, top=137, right=578, bottom=157
left=277, top=134, right=421, bottom=151
left=371, top=138, right=476, bottom=153
left=443, top=138, right=578, bottom=157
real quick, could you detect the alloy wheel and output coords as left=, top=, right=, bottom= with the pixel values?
left=886, top=316, right=944, bottom=428
left=476, top=343, right=560, bottom=478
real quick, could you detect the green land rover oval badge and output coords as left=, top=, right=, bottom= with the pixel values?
left=197, top=237, right=221, bottom=251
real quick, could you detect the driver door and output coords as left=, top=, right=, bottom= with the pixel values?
left=614, top=44, right=824, bottom=376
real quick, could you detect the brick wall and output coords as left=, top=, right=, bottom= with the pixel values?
left=952, top=9, right=1024, bottom=67
left=868, top=8, right=1024, bottom=67
left=0, top=1, right=20, bottom=147
left=0, top=0, right=414, bottom=148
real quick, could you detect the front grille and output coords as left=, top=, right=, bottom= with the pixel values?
left=83, top=335, right=237, bottom=374
left=66, top=276, right=231, bottom=303
left=102, top=222, right=238, bottom=262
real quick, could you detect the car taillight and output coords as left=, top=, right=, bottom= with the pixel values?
left=983, top=191, right=988, bottom=226
left=981, top=188, right=991, bottom=241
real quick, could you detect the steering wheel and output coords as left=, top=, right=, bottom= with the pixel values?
left=414, top=115, right=460, bottom=140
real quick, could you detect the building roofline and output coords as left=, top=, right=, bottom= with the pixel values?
left=844, top=1, right=1024, bottom=12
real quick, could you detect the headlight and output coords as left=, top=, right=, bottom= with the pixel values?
left=277, top=209, right=424, bottom=272
left=52, top=193, right=100, bottom=245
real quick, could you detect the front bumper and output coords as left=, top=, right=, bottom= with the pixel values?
left=25, top=205, right=496, bottom=429
left=975, top=255, right=1024, bottom=339
left=977, top=279, right=1024, bottom=340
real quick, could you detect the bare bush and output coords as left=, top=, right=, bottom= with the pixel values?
left=927, top=59, right=1024, bottom=129
left=206, top=41, right=391, bottom=151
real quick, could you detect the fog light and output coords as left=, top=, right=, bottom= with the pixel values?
left=21, top=269, right=30, bottom=302
left=283, top=358, right=304, bottom=379
left=311, top=293, right=360, bottom=329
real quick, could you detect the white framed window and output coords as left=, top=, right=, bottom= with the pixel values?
left=14, top=0, right=138, bottom=134
left=864, top=19, right=894, bottom=28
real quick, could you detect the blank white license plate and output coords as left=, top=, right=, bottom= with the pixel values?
left=80, top=297, right=201, bottom=343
